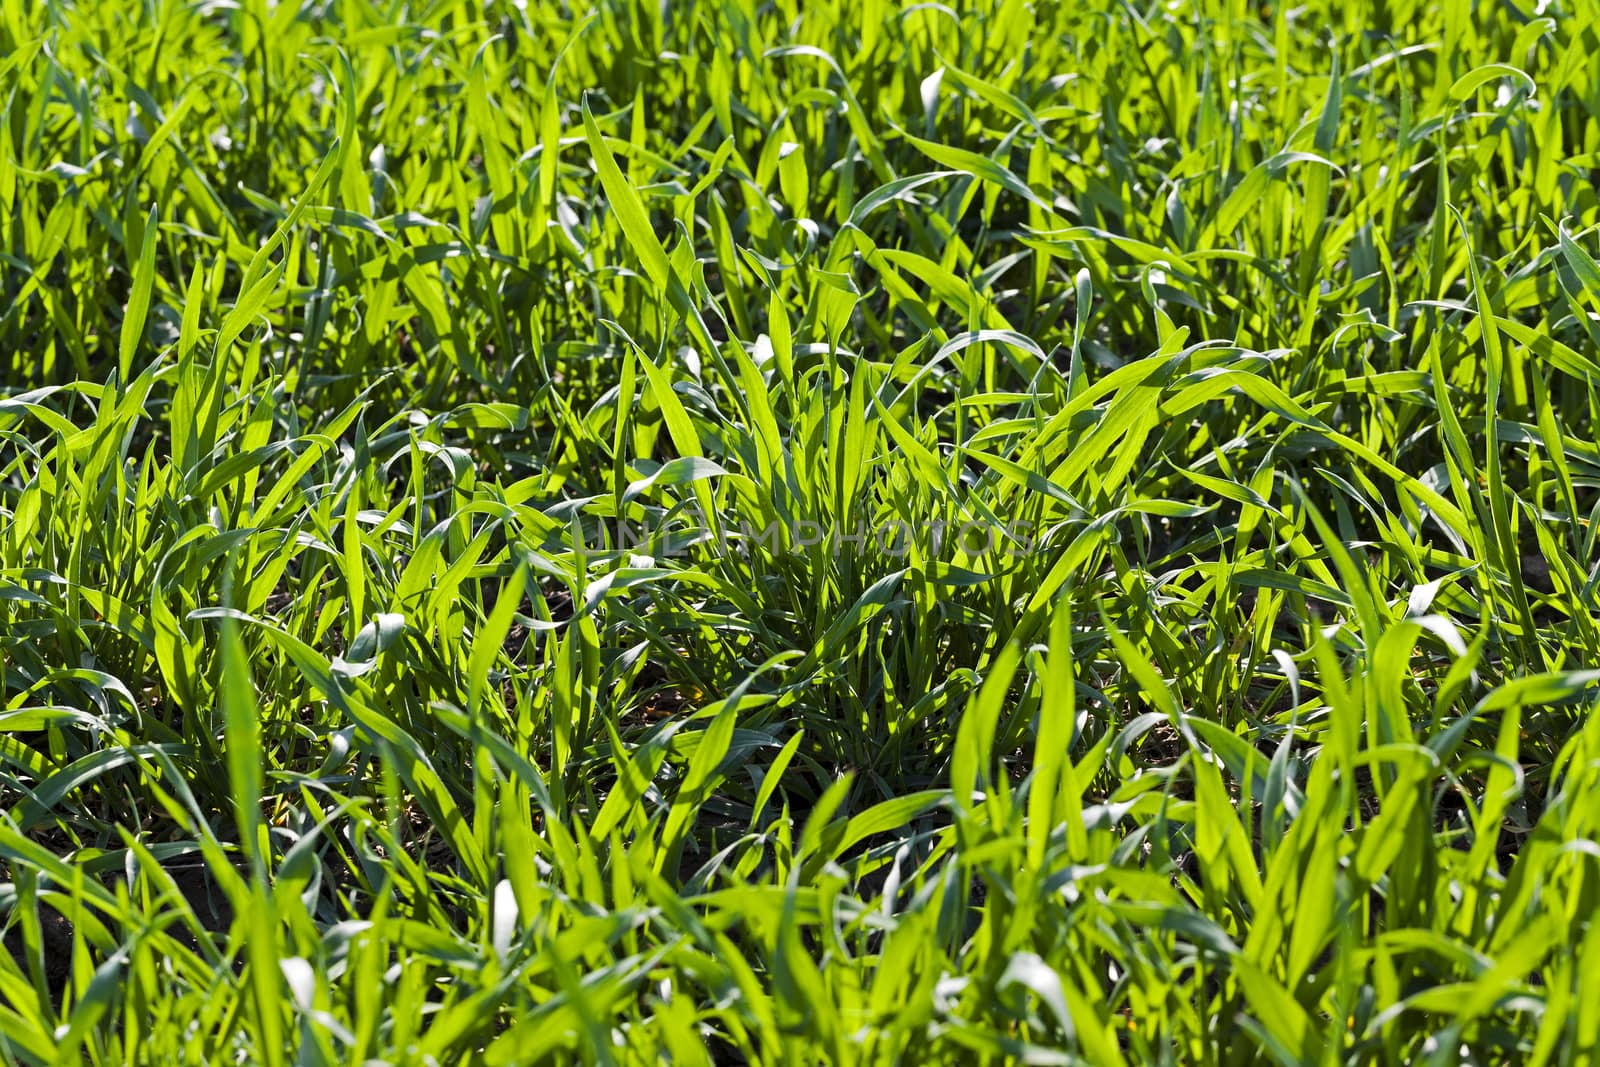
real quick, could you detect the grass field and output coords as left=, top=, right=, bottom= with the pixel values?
left=3, top=0, right=1600, bottom=1062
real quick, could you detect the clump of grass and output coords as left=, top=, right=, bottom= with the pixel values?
left=3, top=0, right=1600, bottom=1062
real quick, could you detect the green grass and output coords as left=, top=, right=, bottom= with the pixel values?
left=3, top=0, right=1600, bottom=1062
